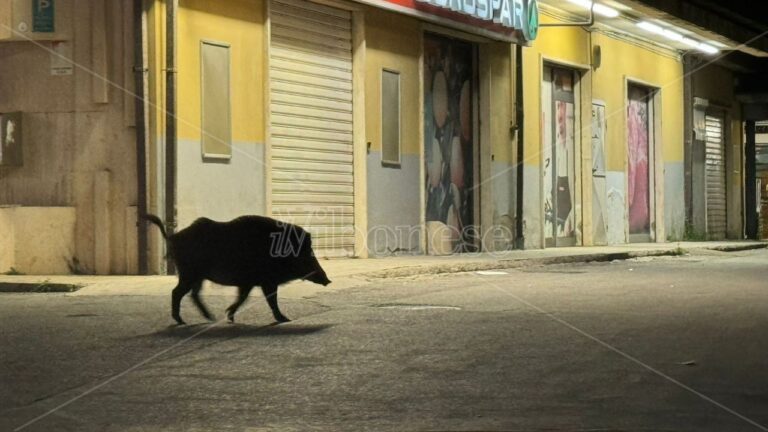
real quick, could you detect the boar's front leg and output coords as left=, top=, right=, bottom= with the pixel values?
left=190, top=281, right=214, bottom=322
left=262, top=284, right=290, bottom=323
left=225, top=285, right=254, bottom=323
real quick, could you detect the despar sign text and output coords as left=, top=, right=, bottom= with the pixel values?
left=415, top=0, right=538, bottom=36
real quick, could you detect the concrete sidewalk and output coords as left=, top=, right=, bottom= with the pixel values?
left=0, top=240, right=765, bottom=298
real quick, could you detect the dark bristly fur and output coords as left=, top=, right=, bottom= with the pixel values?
left=144, top=214, right=331, bottom=325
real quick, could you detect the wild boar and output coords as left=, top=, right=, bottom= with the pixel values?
left=144, top=214, right=331, bottom=325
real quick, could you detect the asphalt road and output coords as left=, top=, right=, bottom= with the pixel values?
left=1, top=249, right=767, bottom=431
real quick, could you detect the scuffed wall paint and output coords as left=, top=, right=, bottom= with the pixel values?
left=0, top=208, right=15, bottom=272
left=665, top=162, right=685, bottom=240
left=176, top=141, right=266, bottom=230
left=592, top=176, right=608, bottom=245
left=523, top=165, right=542, bottom=249
left=366, top=152, right=421, bottom=256
left=491, top=160, right=516, bottom=251
left=606, top=171, right=627, bottom=244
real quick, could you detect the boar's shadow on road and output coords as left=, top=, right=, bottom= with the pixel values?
left=146, top=322, right=335, bottom=339
left=144, top=214, right=331, bottom=325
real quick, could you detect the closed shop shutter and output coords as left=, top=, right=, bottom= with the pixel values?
left=705, top=114, right=727, bottom=239
left=269, top=0, right=355, bottom=257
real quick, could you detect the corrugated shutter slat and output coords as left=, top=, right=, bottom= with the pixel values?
left=270, top=0, right=355, bottom=257
left=705, top=115, right=727, bottom=239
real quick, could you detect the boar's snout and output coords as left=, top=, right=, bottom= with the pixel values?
left=304, top=257, right=331, bottom=286
left=306, top=269, right=331, bottom=286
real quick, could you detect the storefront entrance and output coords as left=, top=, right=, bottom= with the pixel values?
left=268, top=0, right=355, bottom=257
left=704, top=111, right=727, bottom=239
left=627, top=83, right=655, bottom=242
left=542, top=66, right=577, bottom=247
left=423, top=33, right=478, bottom=254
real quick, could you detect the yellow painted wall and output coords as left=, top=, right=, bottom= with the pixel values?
left=487, top=42, right=514, bottom=164
left=522, top=16, right=590, bottom=166
left=177, top=0, right=265, bottom=143
left=364, top=7, right=421, bottom=156
left=591, top=33, right=684, bottom=170
left=524, top=21, right=684, bottom=170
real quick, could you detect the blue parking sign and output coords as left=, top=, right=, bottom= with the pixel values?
left=33, top=0, right=55, bottom=33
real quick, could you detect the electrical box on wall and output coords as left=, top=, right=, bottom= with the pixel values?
left=0, top=112, right=23, bottom=167
left=0, top=0, right=71, bottom=41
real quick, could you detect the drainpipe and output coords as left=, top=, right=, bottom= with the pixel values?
left=514, top=44, right=525, bottom=250
left=682, top=54, right=694, bottom=233
left=165, top=0, right=178, bottom=273
left=133, top=0, right=149, bottom=274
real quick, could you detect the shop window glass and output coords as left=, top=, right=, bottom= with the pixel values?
left=382, top=69, right=401, bottom=166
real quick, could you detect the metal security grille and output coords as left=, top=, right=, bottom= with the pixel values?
left=269, top=0, right=355, bottom=257
left=705, top=114, right=727, bottom=239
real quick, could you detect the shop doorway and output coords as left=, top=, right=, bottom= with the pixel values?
left=268, top=0, right=355, bottom=257
left=542, top=66, right=577, bottom=247
left=423, top=33, right=478, bottom=254
left=756, top=121, right=768, bottom=239
left=627, top=84, right=656, bottom=242
left=704, top=111, right=727, bottom=239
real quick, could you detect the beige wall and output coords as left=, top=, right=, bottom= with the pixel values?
left=0, top=207, right=76, bottom=274
left=0, top=1, right=139, bottom=274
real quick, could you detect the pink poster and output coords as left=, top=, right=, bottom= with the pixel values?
left=627, top=87, right=650, bottom=234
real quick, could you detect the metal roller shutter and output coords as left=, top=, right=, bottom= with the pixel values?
left=705, top=114, right=727, bottom=239
left=269, top=0, right=355, bottom=257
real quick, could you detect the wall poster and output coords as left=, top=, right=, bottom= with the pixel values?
left=424, top=33, right=476, bottom=253
left=627, top=85, right=651, bottom=235
left=543, top=66, right=576, bottom=246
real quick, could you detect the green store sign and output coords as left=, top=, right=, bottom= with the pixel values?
left=414, top=0, right=539, bottom=42
left=523, top=0, right=539, bottom=41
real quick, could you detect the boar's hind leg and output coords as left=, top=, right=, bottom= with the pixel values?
left=190, top=281, right=214, bottom=321
left=171, top=279, right=196, bottom=325
left=226, top=285, right=254, bottom=323
left=262, top=284, right=290, bottom=323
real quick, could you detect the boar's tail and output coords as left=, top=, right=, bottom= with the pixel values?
left=143, top=214, right=168, bottom=239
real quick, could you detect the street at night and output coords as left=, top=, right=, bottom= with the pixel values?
left=2, top=248, right=767, bottom=431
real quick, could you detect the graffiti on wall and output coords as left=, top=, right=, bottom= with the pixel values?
left=627, top=86, right=651, bottom=234
left=424, top=34, right=475, bottom=252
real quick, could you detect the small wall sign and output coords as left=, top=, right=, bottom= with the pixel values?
left=33, top=0, right=55, bottom=33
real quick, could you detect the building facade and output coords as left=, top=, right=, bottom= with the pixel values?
left=1, top=1, right=140, bottom=274
left=1, top=0, right=765, bottom=275
left=142, top=0, right=537, bottom=273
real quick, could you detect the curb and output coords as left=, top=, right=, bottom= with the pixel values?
left=364, top=248, right=683, bottom=279
left=705, top=243, right=768, bottom=252
left=1, top=243, right=764, bottom=293
left=0, top=282, right=83, bottom=293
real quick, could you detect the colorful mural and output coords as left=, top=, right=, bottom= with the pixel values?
left=424, top=34, right=475, bottom=253
left=628, top=86, right=651, bottom=234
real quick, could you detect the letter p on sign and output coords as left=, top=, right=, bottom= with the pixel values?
left=33, top=0, right=55, bottom=33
